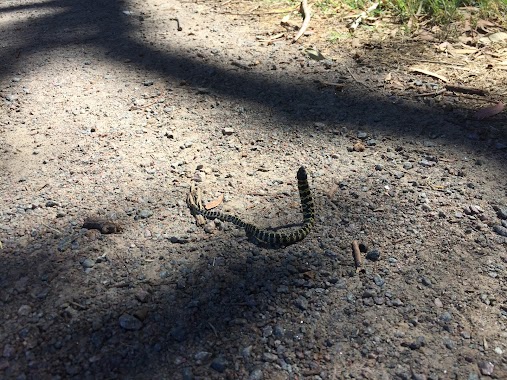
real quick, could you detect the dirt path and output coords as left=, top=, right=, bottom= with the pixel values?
left=1, top=0, right=506, bottom=379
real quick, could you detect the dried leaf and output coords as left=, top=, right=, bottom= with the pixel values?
left=205, top=193, right=224, bottom=210
left=409, top=67, right=448, bottom=83
left=474, top=102, right=504, bottom=120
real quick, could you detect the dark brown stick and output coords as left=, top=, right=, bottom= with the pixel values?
left=445, top=85, right=487, bottom=96
left=352, top=240, right=364, bottom=272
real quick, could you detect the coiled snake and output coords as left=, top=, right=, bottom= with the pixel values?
left=187, top=166, right=315, bottom=246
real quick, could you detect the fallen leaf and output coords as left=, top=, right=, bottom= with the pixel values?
left=409, top=67, right=448, bottom=82
left=305, top=48, right=325, bottom=61
left=205, top=193, right=224, bottom=210
left=474, top=102, right=504, bottom=120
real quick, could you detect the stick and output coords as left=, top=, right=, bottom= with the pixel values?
left=445, top=85, right=487, bottom=96
left=413, top=89, right=446, bottom=97
left=352, top=240, right=364, bottom=272
left=293, top=0, right=311, bottom=43
left=169, top=18, right=182, bottom=31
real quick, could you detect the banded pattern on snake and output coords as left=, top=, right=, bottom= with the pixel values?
left=187, top=166, right=315, bottom=246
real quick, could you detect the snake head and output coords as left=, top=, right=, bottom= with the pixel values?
left=297, top=166, right=307, bottom=181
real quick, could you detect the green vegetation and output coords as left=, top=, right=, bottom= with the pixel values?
left=308, top=0, right=507, bottom=27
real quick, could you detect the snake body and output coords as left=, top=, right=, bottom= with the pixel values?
left=187, top=166, right=315, bottom=246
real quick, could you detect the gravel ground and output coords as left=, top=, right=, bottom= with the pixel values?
left=1, top=0, right=507, bottom=379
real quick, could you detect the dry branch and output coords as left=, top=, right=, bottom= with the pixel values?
left=352, top=240, right=364, bottom=272
left=293, top=0, right=311, bottom=43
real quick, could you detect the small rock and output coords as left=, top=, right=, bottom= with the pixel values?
left=194, top=351, right=212, bottom=363
left=18, top=305, right=32, bottom=316
left=262, top=326, right=273, bottom=338
left=249, top=368, right=263, bottom=380
left=294, top=296, right=309, bottom=310
left=469, top=205, right=483, bottom=214
left=393, top=171, right=404, bottom=179
left=434, top=298, right=443, bottom=308
left=440, top=311, right=453, bottom=322
left=478, top=361, right=494, bottom=376
left=193, top=171, right=205, bottom=182
left=366, top=249, right=381, bottom=261
left=403, top=162, right=413, bottom=170
left=496, top=207, right=507, bottom=220
left=119, top=314, right=143, bottom=330
left=493, top=225, right=507, bottom=237
left=373, top=274, right=385, bottom=287
left=444, top=338, right=455, bottom=349
left=357, top=131, right=368, bottom=139
left=210, top=356, right=227, bottom=373
left=262, top=352, right=278, bottom=362
left=222, top=127, right=235, bottom=135
left=419, top=159, right=436, bottom=167
left=406, top=336, right=426, bottom=350
left=421, top=277, right=432, bottom=287
left=81, top=258, right=95, bottom=269
left=138, top=209, right=153, bottom=219
left=135, top=289, right=150, bottom=303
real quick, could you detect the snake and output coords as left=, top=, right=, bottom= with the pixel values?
left=187, top=166, right=315, bottom=246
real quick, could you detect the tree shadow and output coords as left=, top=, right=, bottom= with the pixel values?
left=0, top=0, right=504, bottom=159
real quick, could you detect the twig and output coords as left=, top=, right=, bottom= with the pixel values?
left=413, top=89, right=446, bottom=97
left=397, top=57, right=466, bottom=67
left=352, top=240, right=364, bottom=273
left=293, top=0, right=311, bottom=43
left=41, top=223, right=62, bottom=235
left=445, top=85, right=487, bottom=96
left=169, top=18, right=182, bottom=31
left=208, top=322, right=218, bottom=337
left=348, top=2, right=379, bottom=31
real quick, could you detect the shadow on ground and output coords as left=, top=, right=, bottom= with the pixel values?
left=0, top=0, right=505, bottom=161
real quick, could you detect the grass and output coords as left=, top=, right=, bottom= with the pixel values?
left=309, top=0, right=507, bottom=28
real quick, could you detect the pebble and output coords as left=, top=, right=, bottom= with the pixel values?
left=135, top=289, right=150, bottom=303
left=393, top=171, right=404, bottom=179
left=222, top=127, right=235, bottom=135
left=294, top=296, right=309, bottom=310
left=249, top=368, right=263, bottom=380
left=138, top=209, right=153, bottom=219
left=493, top=225, right=507, bottom=237
left=210, top=356, right=227, bottom=372
left=262, top=352, right=278, bottom=362
left=373, top=274, right=385, bottom=287
left=118, top=314, right=143, bottom=330
left=406, top=336, right=426, bottom=350
left=444, top=338, right=455, bottom=349
left=366, top=249, right=381, bottom=261
left=434, top=298, right=443, bottom=308
left=496, top=207, right=507, bottom=220
left=419, top=159, right=436, bottom=167
left=81, top=258, right=95, bottom=269
left=194, top=351, right=212, bottom=362
left=18, top=305, right=32, bottom=316
left=440, top=311, right=453, bottom=323
left=478, top=361, right=494, bottom=376
left=403, top=162, right=413, bottom=169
